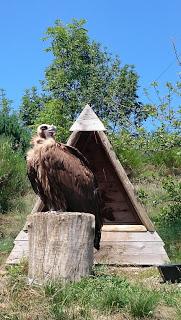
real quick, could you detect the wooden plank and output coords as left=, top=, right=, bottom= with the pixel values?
left=15, top=230, right=28, bottom=242
left=101, top=231, right=163, bottom=242
left=7, top=238, right=169, bottom=266
left=12, top=241, right=28, bottom=251
left=98, top=242, right=167, bottom=254
left=97, top=131, right=155, bottom=232
left=95, top=233, right=170, bottom=265
left=70, top=105, right=106, bottom=131
left=102, top=225, right=147, bottom=232
left=66, top=131, right=81, bottom=147
left=7, top=231, right=169, bottom=266
left=6, top=242, right=28, bottom=264
left=94, top=253, right=170, bottom=266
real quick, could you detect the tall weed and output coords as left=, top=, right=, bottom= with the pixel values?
left=128, top=287, right=159, bottom=318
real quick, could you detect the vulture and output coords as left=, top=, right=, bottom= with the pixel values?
left=26, top=124, right=102, bottom=250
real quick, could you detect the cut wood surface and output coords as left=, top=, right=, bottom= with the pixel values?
left=28, top=212, right=95, bottom=284
left=102, top=225, right=147, bottom=232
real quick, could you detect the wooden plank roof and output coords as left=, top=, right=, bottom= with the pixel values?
left=70, top=104, right=106, bottom=131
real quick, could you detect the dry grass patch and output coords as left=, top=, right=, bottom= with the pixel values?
left=0, top=192, right=36, bottom=266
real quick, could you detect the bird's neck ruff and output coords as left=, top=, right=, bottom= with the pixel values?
left=27, top=136, right=56, bottom=162
left=31, top=136, right=55, bottom=147
left=31, top=136, right=45, bottom=146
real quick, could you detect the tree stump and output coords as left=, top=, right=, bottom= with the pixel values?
left=28, top=212, right=95, bottom=284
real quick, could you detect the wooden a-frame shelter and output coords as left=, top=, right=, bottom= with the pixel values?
left=7, top=105, right=169, bottom=265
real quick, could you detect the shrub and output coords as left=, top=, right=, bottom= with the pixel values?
left=155, top=177, right=181, bottom=262
left=0, top=136, right=29, bottom=212
left=110, top=131, right=146, bottom=175
left=158, top=177, right=181, bottom=225
left=0, top=113, right=30, bottom=152
left=110, top=127, right=181, bottom=177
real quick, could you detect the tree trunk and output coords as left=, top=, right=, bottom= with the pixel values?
left=28, top=212, right=95, bottom=284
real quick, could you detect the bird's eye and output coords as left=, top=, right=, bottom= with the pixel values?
left=41, top=125, right=48, bottom=130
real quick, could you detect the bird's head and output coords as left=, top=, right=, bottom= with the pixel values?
left=37, top=124, right=57, bottom=139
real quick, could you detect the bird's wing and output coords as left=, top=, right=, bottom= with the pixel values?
left=63, top=144, right=90, bottom=167
left=27, top=165, right=39, bottom=195
left=27, top=156, right=51, bottom=210
left=41, top=142, right=102, bottom=224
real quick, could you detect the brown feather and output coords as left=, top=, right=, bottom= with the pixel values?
left=27, top=136, right=102, bottom=249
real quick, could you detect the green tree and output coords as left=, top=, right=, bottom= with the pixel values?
left=35, top=99, right=72, bottom=141
left=143, top=81, right=181, bottom=133
left=0, top=88, right=12, bottom=114
left=35, top=19, right=146, bottom=134
left=0, top=90, right=30, bottom=152
left=19, top=86, right=44, bottom=127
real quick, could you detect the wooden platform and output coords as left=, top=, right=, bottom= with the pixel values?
left=95, top=229, right=170, bottom=265
left=6, top=225, right=170, bottom=266
left=6, top=230, right=28, bottom=265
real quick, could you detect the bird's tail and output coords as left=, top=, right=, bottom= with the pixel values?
left=94, top=227, right=101, bottom=250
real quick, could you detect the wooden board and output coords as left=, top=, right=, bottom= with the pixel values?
left=70, top=104, right=106, bottom=131
left=15, top=230, right=28, bottom=241
left=95, top=252, right=169, bottom=266
left=101, top=230, right=163, bottom=242
left=102, top=225, right=147, bottom=232
left=6, top=230, right=28, bottom=265
left=97, top=242, right=167, bottom=254
left=6, top=229, right=169, bottom=266
left=95, top=230, right=170, bottom=265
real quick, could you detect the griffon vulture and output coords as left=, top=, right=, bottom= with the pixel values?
left=26, top=124, right=102, bottom=250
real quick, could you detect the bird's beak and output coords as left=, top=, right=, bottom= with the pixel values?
left=48, top=125, right=57, bottom=135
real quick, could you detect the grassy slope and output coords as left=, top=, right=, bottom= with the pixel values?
left=0, top=172, right=180, bottom=320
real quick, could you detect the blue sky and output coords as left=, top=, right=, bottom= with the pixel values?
left=0, top=0, right=180, bottom=109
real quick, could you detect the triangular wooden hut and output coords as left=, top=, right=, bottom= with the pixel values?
left=7, top=104, right=169, bottom=265
left=68, top=105, right=169, bottom=265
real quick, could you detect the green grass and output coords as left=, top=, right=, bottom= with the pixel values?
left=127, top=288, right=159, bottom=318
left=0, top=264, right=180, bottom=320
left=0, top=192, right=36, bottom=265
left=43, top=274, right=175, bottom=319
left=0, top=238, right=14, bottom=252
